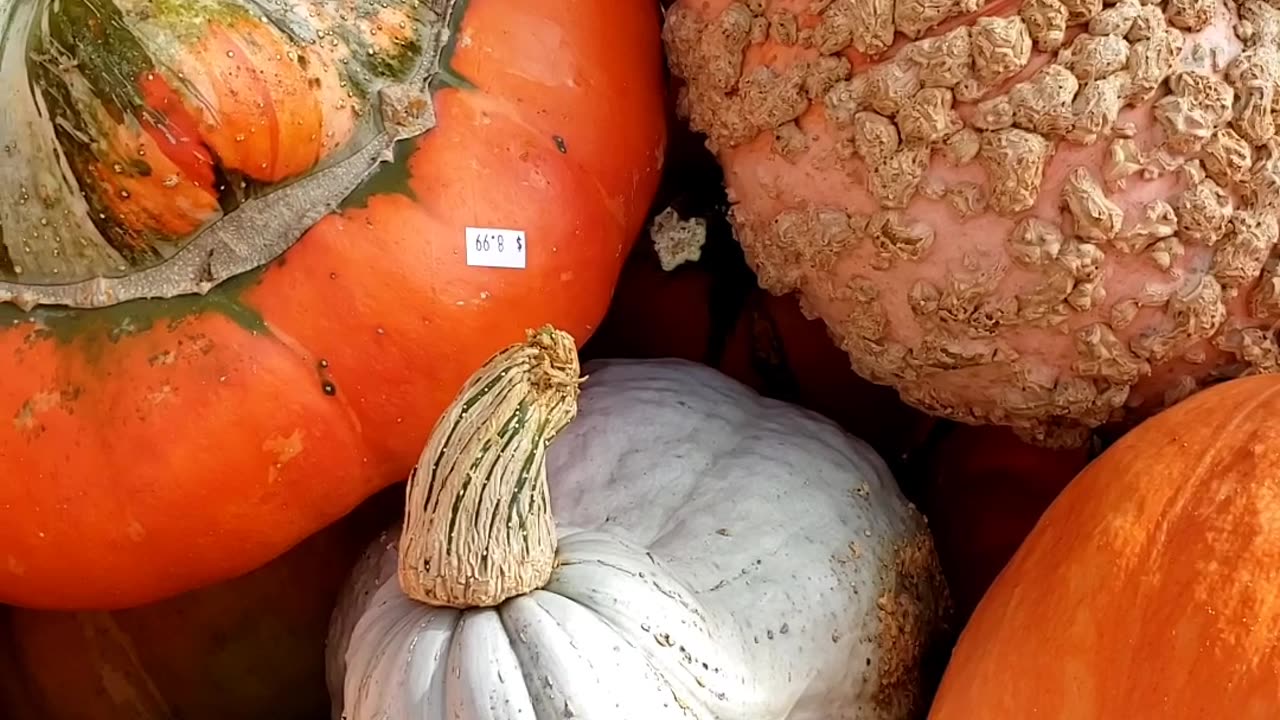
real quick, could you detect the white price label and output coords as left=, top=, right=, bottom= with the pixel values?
left=466, top=226, right=527, bottom=269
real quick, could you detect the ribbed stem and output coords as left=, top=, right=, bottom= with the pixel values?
left=398, top=325, right=582, bottom=608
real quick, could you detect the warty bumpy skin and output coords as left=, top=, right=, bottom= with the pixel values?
left=665, top=0, right=1280, bottom=447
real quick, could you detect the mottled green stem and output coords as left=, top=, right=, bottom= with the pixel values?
left=399, top=326, right=582, bottom=608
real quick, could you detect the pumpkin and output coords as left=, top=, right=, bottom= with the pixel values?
left=0, top=0, right=666, bottom=610
left=915, top=424, right=1090, bottom=619
left=326, top=327, right=951, bottom=719
left=663, top=0, right=1280, bottom=448
left=0, top=485, right=399, bottom=720
left=928, top=374, right=1280, bottom=717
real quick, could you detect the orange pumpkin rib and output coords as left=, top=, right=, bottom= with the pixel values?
left=0, top=313, right=370, bottom=609
left=449, top=0, right=667, bottom=237
left=929, top=376, right=1280, bottom=718
left=173, top=22, right=325, bottom=183
left=221, top=20, right=325, bottom=179
left=91, top=76, right=221, bottom=239
left=137, top=72, right=219, bottom=189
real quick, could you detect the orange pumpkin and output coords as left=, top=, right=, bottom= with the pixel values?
left=916, top=424, right=1091, bottom=619
left=929, top=375, right=1280, bottom=717
left=0, top=486, right=399, bottom=720
left=0, top=0, right=666, bottom=609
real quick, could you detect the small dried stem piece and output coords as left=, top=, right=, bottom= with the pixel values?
left=398, top=325, right=582, bottom=608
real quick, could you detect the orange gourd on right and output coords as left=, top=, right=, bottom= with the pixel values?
left=929, top=375, right=1280, bottom=717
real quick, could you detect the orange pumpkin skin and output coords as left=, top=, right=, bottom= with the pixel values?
left=0, top=487, right=398, bottom=720
left=928, top=375, right=1280, bottom=718
left=917, top=424, right=1090, bottom=619
left=0, top=0, right=666, bottom=610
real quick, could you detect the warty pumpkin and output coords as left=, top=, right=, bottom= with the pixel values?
left=928, top=374, right=1280, bottom=718
left=664, top=0, right=1280, bottom=448
left=326, top=327, right=952, bottom=719
left=0, top=0, right=666, bottom=610
left=0, top=486, right=398, bottom=720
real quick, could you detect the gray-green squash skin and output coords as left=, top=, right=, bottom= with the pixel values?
left=327, top=359, right=951, bottom=720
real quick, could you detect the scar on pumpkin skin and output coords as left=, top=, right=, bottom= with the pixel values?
left=12, top=387, right=81, bottom=432
left=264, top=429, right=307, bottom=483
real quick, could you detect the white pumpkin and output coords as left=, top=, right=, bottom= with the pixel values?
left=326, top=327, right=950, bottom=720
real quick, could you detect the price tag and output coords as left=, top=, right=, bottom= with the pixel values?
left=466, top=226, right=527, bottom=269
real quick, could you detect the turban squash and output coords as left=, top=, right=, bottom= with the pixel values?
left=0, top=0, right=666, bottom=609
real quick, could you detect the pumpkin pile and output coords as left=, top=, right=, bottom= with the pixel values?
left=4, top=0, right=1280, bottom=717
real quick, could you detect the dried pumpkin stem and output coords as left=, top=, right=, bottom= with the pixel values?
left=398, top=325, right=582, bottom=608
